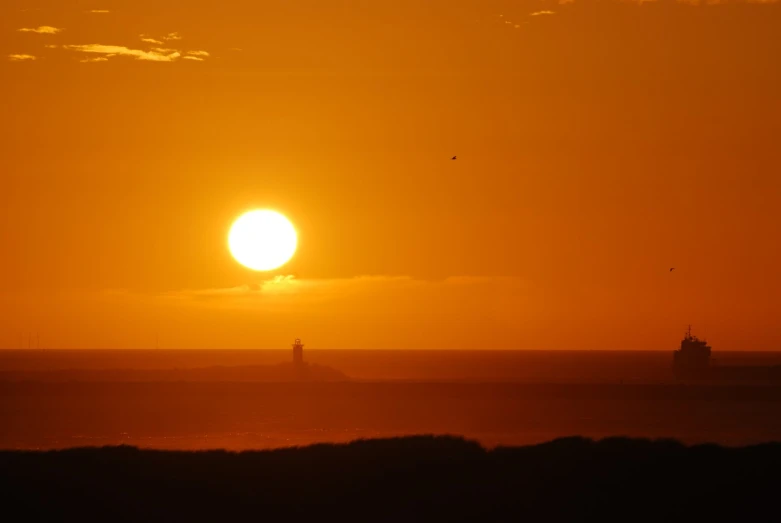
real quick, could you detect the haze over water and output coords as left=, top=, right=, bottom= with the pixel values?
left=4, top=349, right=781, bottom=382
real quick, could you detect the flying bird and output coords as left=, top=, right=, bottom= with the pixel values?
left=670, top=268, right=675, bottom=272
left=451, top=156, right=457, bottom=160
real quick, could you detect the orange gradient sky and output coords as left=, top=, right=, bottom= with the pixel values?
left=1, top=0, right=780, bottom=350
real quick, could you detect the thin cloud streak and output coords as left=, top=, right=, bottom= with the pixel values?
left=530, top=11, right=556, bottom=16
left=18, top=26, right=63, bottom=34
left=8, top=54, right=37, bottom=61
left=139, top=32, right=184, bottom=45
left=61, top=44, right=182, bottom=62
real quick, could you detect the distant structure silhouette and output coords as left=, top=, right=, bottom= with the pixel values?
left=673, top=325, right=711, bottom=375
left=292, top=338, right=304, bottom=366
left=672, top=325, right=781, bottom=384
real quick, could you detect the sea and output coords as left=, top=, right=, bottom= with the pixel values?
left=2, top=349, right=781, bottom=450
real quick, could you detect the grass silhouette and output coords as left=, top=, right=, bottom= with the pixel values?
left=1, top=435, right=779, bottom=522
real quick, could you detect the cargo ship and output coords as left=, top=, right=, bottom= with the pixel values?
left=673, top=326, right=781, bottom=384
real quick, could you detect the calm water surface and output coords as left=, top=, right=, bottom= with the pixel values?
left=2, top=350, right=781, bottom=450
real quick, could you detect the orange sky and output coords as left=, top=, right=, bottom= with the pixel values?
left=1, top=0, right=780, bottom=350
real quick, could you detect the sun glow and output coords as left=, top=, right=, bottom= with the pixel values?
left=228, top=210, right=297, bottom=271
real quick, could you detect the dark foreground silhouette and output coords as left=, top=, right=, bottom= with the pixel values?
left=1, top=436, right=779, bottom=522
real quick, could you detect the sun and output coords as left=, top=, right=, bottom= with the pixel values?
left=228, top=210, right=298, bottom=271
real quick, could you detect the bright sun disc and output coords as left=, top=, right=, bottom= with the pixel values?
left=228, top=210, right=297, bottom=271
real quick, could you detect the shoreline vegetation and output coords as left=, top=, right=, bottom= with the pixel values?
left=1, top=435, right=779, bottom=521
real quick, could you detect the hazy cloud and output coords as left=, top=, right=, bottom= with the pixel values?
left=187, top=50, right=210, bottom=57
left=140, top=36, right=163, bottom=44
left=530, top=11, right=556, bottom=16
left=80, top=56, right=110, bottom=63
left=61, top=44, right=181, bottom=62
left=18, top=26, right=63, bottom=34
left=163, top=32, right=182, bottom=41
left=13, top=275, right=533, bottom=349
left=87, top=9, right=110, bottom=13
left=182, top=56, right=204, bottom=61
left=159, top=275, right=528, bottom=309
left=163, top=275, right=413, bottom=301
left=8, top=54, right=37, bottom=61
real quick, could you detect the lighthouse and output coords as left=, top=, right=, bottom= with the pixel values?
left=292, top=338, right=304, bottom=366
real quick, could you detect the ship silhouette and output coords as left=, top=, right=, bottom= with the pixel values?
left=673, top=325, right=711, bottom=375
left=673, top=326, right=781, bottom=384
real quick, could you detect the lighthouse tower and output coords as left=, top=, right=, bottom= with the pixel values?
left=292, top=338, right=304, bottom=366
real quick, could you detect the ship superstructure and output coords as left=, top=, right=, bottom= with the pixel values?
left=673, top=325, right=711, bottom=379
